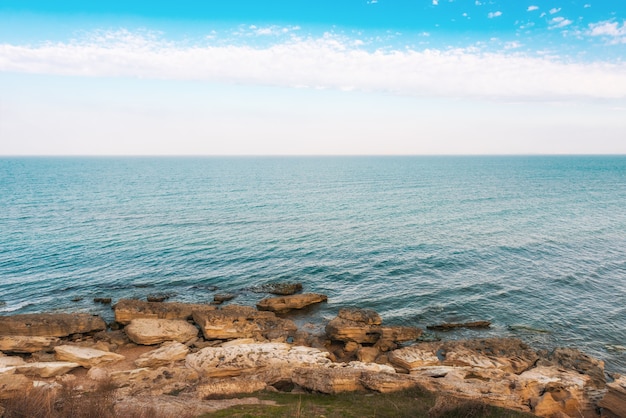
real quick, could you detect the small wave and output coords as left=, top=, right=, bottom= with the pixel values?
left=0, top=301, right=33, bottom=313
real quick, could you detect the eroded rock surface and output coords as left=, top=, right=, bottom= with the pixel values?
left=599, top=375, right=626, bottom=418
left=134, top=341, right=189, bottom=368
left=15, top=361, right=81, bottom=378
left=192, top=305, right=297, bottom=341
left=114, top=299, right=215, bottom=325
left=54, top=345, right=125, bottom=368
left=0, top=313, right=105, bottom=337
left=0, top=336, right=60, bottom=353
left=256, top=293, right=328, bottom=314
left=125, top=318, right=199, bottom=345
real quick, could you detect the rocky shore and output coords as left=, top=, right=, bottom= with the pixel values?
left=1, top=288, right=624, bottom=417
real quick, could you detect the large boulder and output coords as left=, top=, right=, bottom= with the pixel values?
left=0, top=313, right=105, bottom=337
left=185, top=342, right=332, bottom=380
left=114, top=299, right=216, bottom=325
left=109, top=366, right=199, bottom=397
left=291, top=363, right=396, bottom=394
left=256, top=293, right=328, bottom=314
left=54, top=345, right=125, bottom=368
left=599, top=375, right=626, bottom=418
left=192, top=306, right=297, bottom=341
left=124, top=318, right=199, bottom=345
left=326, top=319, right=382, bottom=344
left=0, top=336, right=60, bottom=353
left=134, top=341, right=189, bottom=368
left=15, top=361, right=81, bottom=378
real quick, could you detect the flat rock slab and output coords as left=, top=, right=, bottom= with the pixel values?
left=0, top=355, right=27, bottom=368
left=125, top=318, right=199, bottom=345
left=192, top=305, right=297, bottom=341
left=256, top=293, right=328, bottom=314
left=54, top=345, right=125, bottom=368
left=185, top=342, right=332, bottom=379
left=134, top=341, right=189, bottom=368
left=16, top=361, right=81, bottom=378
left=0, top=313, right=106, bottom=337
left=0, top=336, right=60, bottom=353
left=114, top=299, right=216, bottom=325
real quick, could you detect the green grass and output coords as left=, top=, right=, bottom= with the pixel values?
left=201, top=387, right=535, bottom=418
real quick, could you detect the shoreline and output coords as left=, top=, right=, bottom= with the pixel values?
left=1, top=290, right=625, bottom=417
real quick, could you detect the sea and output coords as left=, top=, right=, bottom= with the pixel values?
left=1, top=156, right=625, bottom=374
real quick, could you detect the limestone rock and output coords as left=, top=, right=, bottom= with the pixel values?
left=15, top=361, right=81, bottom=378
left=326, top=317, right=382, bottom=344
left=0, top=336, right=60, bottom=353
left=114, top=299, right=215, bottom=325
left=360, top=371, right=421, bottom=393
left=338, top=308, right=382, bottom=325
left=192, top=306, right=297, bottom=341
left=0, top=373, right=31, bottom=399
left=213, top=293, right=236, bottom=304
left=599, top=375, right=626, bottom=418
left=54, top=345, right=125, bottom=368
left=256, top=293, right=328, bottom=314
left=134, top=341, right=189, bottom=368
left=292, top=366, right=365, bottom=394
left=196, top=377, right=267, bottom=398
left=539, top=347, right=606, bottom=388
left=110, top=366, right=199, bottom=397
left=125, top=318, right=198, bottom=345
left=0, top=313, right=105, bottom=337
left=388, top=346, right=440, bottom=370
left=357, top=347, right=379, bottom=363
left=0, top=355, right=26, bottom=368
left=185, top=343, right=332, bottom=380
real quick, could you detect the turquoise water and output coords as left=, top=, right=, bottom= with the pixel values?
left=1, top=156, right=625, bottom=372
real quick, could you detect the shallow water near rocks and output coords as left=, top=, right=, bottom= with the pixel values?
left=1, top=156, right=625, bottom=373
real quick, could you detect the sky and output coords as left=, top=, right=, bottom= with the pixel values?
left=1, top=0, right=625, bottom=155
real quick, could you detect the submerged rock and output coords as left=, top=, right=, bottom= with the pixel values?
left=427, top=321, right=491, bottom=331
left=0, top=313, right=106, bottom=337
left=249, top=282, right=303, bottom=296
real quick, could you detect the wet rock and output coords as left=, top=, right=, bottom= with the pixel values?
left=15, top=361, right=81, bottom=378
left=147, top=294, right=173, bottom=303
left=93, top=297, right=112, bottom=304
left=256, top=293, right=328, bottom=314
left=134, top=341, right=190, bottom=368
left=213, top=293, right=236, bottom=304
left=0, top=313, right=106, bottom=337
left=427, top=321, right=491, bottom=331
left=250, top=282, right=303, bottom=296
left=599, top=375, right=626, bottom=418
left=338, top=308, right=382, bottom=325
left=0, top=336, right=60, bottom=353
left=192, top=305, right=297, bottom=341
left=114, top=299, right=216, bottom=325
left=125, top=318, right=199, bottom=345
left=54, top=345, right=125, bottom=368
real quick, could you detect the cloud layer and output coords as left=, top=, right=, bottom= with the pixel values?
left=2, top=29, right=626, bottom=101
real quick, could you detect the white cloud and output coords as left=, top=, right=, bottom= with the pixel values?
left=584, top=4, right=591, bottom=8
left=2, top=29, right=626, bottom=101
left=433, top=0, right=439, bottom=5
left=549, top=8, right=561, bottom=14
left=527, top=6, right=539, bottom=12
left=550, top=17, right=573, bottom=29
left=588, top=20, right=626, bottom=44
left=487, top=11, right=502, bottom=18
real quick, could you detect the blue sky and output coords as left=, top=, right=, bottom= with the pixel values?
left=1, top=0, right=625, bottom=154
